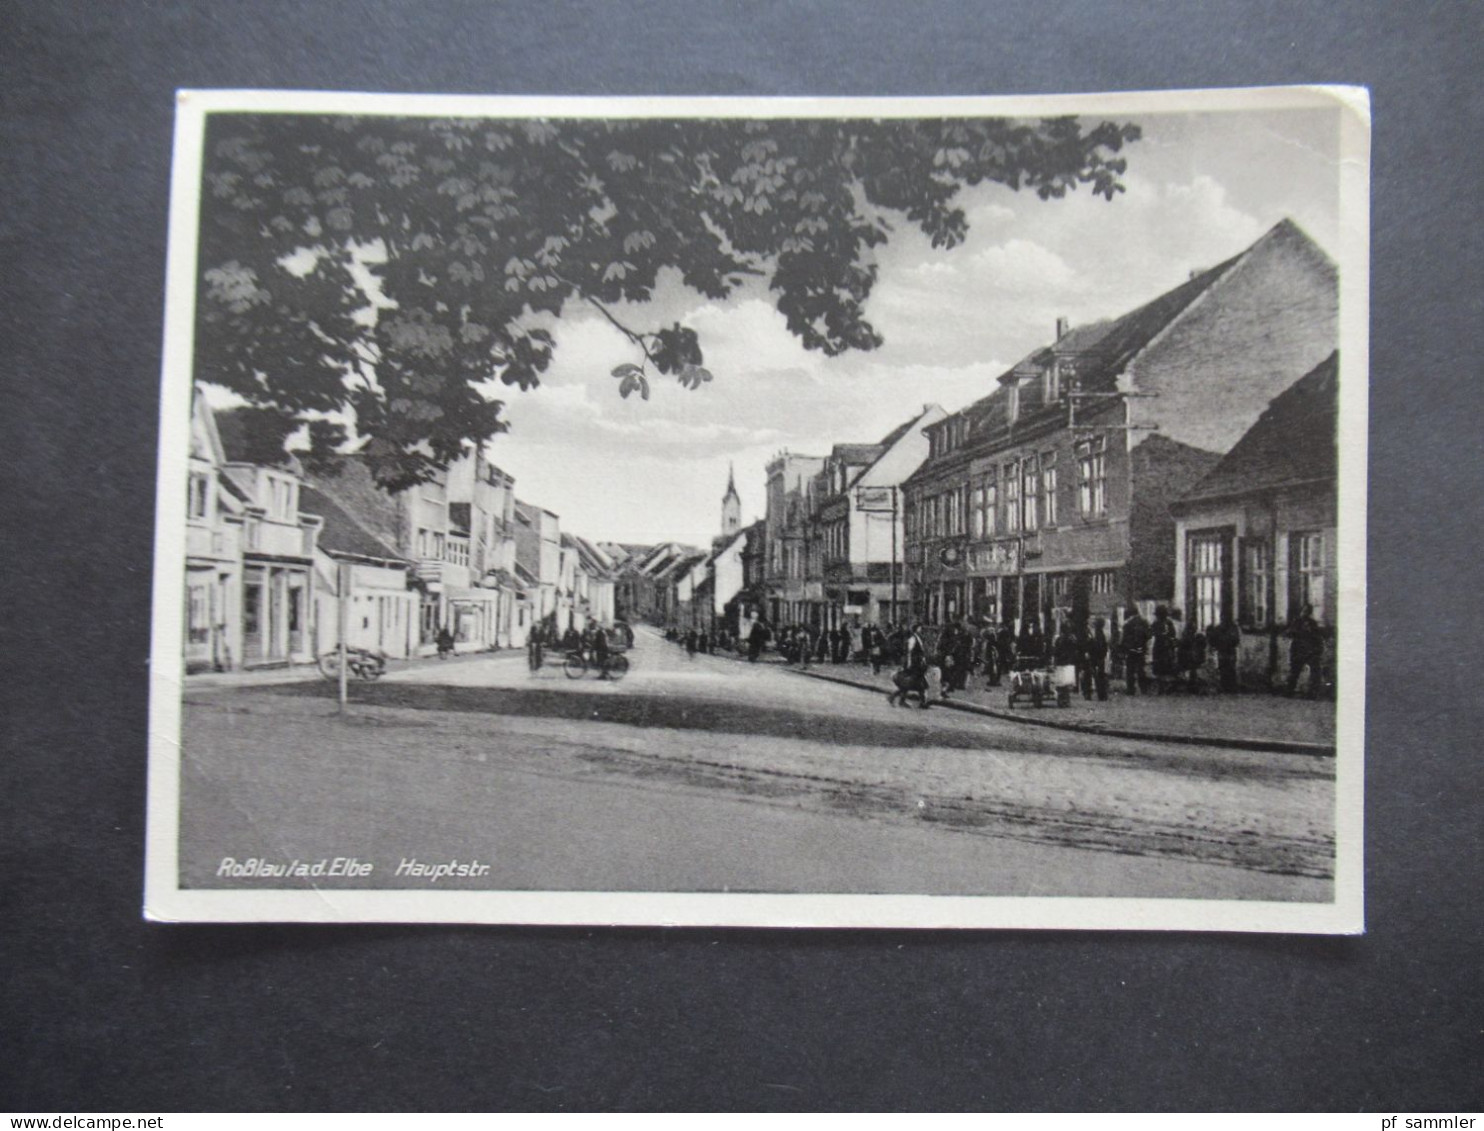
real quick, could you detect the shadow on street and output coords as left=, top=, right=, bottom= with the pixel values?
left=263, top=678, right=998, bottom=753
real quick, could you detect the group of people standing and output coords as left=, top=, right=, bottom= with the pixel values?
left=885, top=618, right=1112, bottom=702
left=663, top=625, right=731, bottom=658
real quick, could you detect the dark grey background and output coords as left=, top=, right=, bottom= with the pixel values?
left=3, top=0, right=1480, bottom=1112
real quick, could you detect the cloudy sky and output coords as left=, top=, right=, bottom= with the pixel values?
left=479, top=106, right=1342, bottom=548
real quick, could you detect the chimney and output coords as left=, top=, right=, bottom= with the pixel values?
left=1189, top=268, right=1202, bottom=281
left=1055, top=316, right=1070, bottom=340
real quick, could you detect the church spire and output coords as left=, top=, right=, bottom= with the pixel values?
left=721, top=462, right=741, bottom=535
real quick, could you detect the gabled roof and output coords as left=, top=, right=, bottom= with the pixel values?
left=831, top=443, right=886, bottom=466
left=876, top=415, right=919, bottom=449
left=913, top=219, right=1333, bottom=470
left=1176, top=352, right=1338, bottom=507
left=300, top=484, right=407, bottom=565
left=563, top=533, right=615, bottom=578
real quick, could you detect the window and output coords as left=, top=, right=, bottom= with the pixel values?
left=1291, top=532, right=1326, bottom=623
left=1041, top=452, right=1058, bottom=526
left=970, top=486, right=985, bottom=539
left=1044, top=361, right=1060, bottom=403
left=1076, top=437, right=1107, bottom=517
left=188, top=472, right=209, bottom=520
left=1091, top=569, right=1116, bottom=595
left=1022, top=455, right=1040, bottom=533
left=984, top=477, right=998, bottom=537
left=1242, top=539, right=1271, bottom=626
left=186, top=584, right=210, bottom=645
left=1006, top=383, right=1020, bottom=425
left=1004, top=462, right=1020, bottom=533
left=1188, top=532, right=1227, bottom=631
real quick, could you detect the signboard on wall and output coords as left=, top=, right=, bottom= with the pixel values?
left=856, top=486, right=894, bottom=512
left=967, top=542, right=1021, bottom=575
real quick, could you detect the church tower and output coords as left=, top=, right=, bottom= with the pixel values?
left=721, top=463, right=741, bottom=538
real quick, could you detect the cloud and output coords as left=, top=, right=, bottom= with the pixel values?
left=475, top=109, right=1338, bottom=546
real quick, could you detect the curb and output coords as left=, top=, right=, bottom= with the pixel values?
left=784, top=667, right=1336, bottom=758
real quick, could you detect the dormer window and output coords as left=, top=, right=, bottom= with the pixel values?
left=1044, top=359, right=1060, bottom=403
left=1006, top=382, right=1021, bottom=425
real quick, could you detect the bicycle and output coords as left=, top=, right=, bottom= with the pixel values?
left=316, top=647, right=387, bottom=681
left=562, top=649, right=629, bottom=681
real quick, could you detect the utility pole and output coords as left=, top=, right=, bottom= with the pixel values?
left=337, top=559, right=350, bottom=712
left=890, top=486, right=898, bottom=624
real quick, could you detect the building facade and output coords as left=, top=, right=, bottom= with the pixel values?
left=902, top=218, right=1338, bottom=634
left=302, top=483, right=416, bottom=660
left=762, top=451, right=826, bottom=626
left=183, top=394, right=245, bottom=673
left=811, top=405, right=946, bottom=630
left=1171, top=351, right=1339, bottom=684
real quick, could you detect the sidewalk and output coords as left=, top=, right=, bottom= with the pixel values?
left=181, top=646, right=525, bottom=690
left=737, top=650, right=1336, bottom=756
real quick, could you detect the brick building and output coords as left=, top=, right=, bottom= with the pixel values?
left=901, top=218, right=1337, bottom=634
left=1171, top=351, right=1339, bottom=685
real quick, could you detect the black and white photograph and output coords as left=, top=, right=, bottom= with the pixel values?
left=146, top=87, right=1368, bottom=930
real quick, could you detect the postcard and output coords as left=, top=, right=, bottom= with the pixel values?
left=146, top=86, right=1368, bottom=929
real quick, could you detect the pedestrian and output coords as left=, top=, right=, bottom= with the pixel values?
left=982, top=622, right=1002, bottom=687
left=1052, top=624, right=1081, bottom=707
left=1179, top=619, right=1208, bottom=692
left=1121, top=606, right=1150, bottom=695
left=1017, top=616, right=1045, bottom=669
left=888, top=624, right=931, bottom=708
left=936, top=623, right=958, bottom=699
left=951, top=622, right=975, bottom=693
left=996, top=624, right=1015, bottom=684
left=527, top=620, right=545, bottom=672
left=1208, top=613, right=1241, bottom=692
left=747, top=618, right=768, bottom=663
left=436, top=623, right=455, bottom=660
left=592, top=623, right=612, bottom=679
left=1285, top=604, right=1324, bottom=697
left=1081, top=617, right=1110, bottom=701
left=1150, top=605, right=1178, bottom=693
left=684, top=628, right=697, bottom=658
